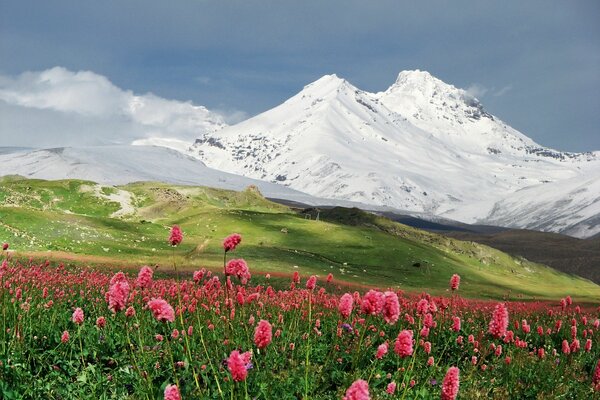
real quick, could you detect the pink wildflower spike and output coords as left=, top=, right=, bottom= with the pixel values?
left=326, top=273, right=333, bottom=283
left=227, top=350, right=250, bottom=381
left=254, top=319, right=273, bottom=349
left=450, top=274, right=460, bottom=291
left=488, top=303, right=509, bottom=339
left=147, top=298, right=175, bottom=322
left=361, top=290, right=384, bottom=316
left=136, top=266, right=154, bottom=289
left=61, top=330, right=70, bottom=343
left=593, top=359, right=600, bottom=387
left=108, top=272, right=130, bottom=313
left=223, top=233, right=242, bottom=252
left=343, top=379, right=370, bottom=400
left=452, top=316, right=461, bottom=332
left=169, top=225, right=183, bottom=246
left=72, top=307, right=84, bottom=325
left=2, top=243, right=8, bottom=251
left=96, top=316, right=106, bottom=328
left=225, top=259, right=251, bottom=284
left=339, top=293, right=354, bottom=319
left=394, top=329, right=413, bottom=357
left=382, top=291, right=400, bottom=325
left=306, top=275, right=317, bottom=290
left=376, top=342, right=388, bottom=359
left=441, top=366, right=460, bottom=400
left=386, top=382, right=396, bottom=394
left=164, top=384, right=181, bottom=400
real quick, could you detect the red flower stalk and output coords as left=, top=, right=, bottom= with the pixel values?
left=164, top=384, right=181, bottom=400
left=72, top=307, right=84, bottom=325
left=254, top=319, right=273, bottom=349
left=360, top=290, right=384, bottom=316
left=394, top=329, right=414, bottom=357
left=223, top=233, right=242, bottom=252
left=147, top=298, right=175, bottom=322
left=382, top=291, right=400, bottom=325
left=376, top=342, right=388, bottom=359
left=227, top=350, right=251, bottom=381
left=343, top=379, right=370, bottom=400
left=339, top=293, right=354, bottom=319
left=225, top=259, right=251, bottom=284
left=168, top=225, right=183, bottom=246
left=488, top=303, right=509, bottom=339
left=441, top=366, right=460, bottom=400
left=108, top=272, right=130, bottom=312
left=450, top=274, right=460, bottom=291
left=136, top=266, right=153, bottom=289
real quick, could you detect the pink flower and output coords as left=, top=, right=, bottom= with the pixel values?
left=193, top=269, right=205, bottom=283
left=424, top=341, right=432, bottom=354
left=225, top=259, right=251, bottom=284
left=394, top=329, right=413, bottom=358
left=376, top=342, right=388, bottom=359
left=223, top=233, right=242, bottom=252
left=382, top=291, right=400, bottom=325
left=169, top=225, right=183, bottom=246
left=136, top=266, right=153, bottom=289
left=562, top=339, right=570, bottom=354
left=386, top=382, right=396, bottom=394
left=164, top=384, right=181, bottom=400
left=343, top=379, right=370, bottom=400
left=452, top=316, right=461, bottom=332
left=61, top=330, right=70, bottom=343
left=306, top=275, right=317, bottom=290
left=327, top=273, right=333, bottom=283
left=450, top=274, right=460, bottom=291
left=125, top=306, right=136, bottom=318
left=227, top=350, right=251, bottom=381
left=441, top=366, right=460, bottom=400
left=586, top=339, right=592, bottom=352
left=361, top=290, right=384, bottom=316
left=2, top=243, right=8, bottom=251
left=96, top=316, right=106, bottom=328
left=254, top=319, right=273, bottom=349
left=72, top=307, right=84, bottom=325
left=488, top=303, right=509, bottom=339
left=108, top=272, right=130, bottom=313
left=593, top=359, right=600, bottom=386
left=339, top=293, right=354, bottom=319
left=147, top=298, right=175, bottom=322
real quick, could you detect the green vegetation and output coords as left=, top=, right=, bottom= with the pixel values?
left=1, top=177, right=599, bottom=301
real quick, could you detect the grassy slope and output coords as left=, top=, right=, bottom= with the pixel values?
left=1, top=177, right=598, bottom=301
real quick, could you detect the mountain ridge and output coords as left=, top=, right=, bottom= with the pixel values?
left=190, top=70, right=599, bottom=237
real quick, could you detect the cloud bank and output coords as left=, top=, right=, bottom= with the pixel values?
left=0, top=67, right=227, bottom=148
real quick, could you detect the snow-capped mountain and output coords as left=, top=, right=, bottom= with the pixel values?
left=190, top=70, right=600, bottom=237
left=0, top=146, right=316, bottom=202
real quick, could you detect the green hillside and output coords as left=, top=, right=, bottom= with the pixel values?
left=1, top=176, right=598, bottom=301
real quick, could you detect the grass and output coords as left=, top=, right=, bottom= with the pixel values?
left=1, top=176, right=599, bottom=301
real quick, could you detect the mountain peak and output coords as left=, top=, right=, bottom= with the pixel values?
left=389, top=70, right=459, bottom=96
left=298, top=74, right=357, bottom=99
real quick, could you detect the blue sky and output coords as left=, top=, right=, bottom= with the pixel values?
left=1, top=0, right=599, bottom=151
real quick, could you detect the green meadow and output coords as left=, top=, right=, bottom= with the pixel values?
left=1, top=176, right=598, bottom=301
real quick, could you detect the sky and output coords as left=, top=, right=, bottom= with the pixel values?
left=0, top=0, right=599, bottom=151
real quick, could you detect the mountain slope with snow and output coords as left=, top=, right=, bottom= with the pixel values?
left=0, top=146, right=321, bottom=203
left=191, top=70, right=599, bottom=237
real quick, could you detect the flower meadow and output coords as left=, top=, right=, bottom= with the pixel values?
left=1, top=234, right=600, bottom=399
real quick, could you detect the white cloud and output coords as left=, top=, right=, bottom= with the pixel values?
left=465, top=83, right=488, bottom=99
left=493, top=84, right=513, bottom=97
left=0, top=67, right=230, bottom=148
